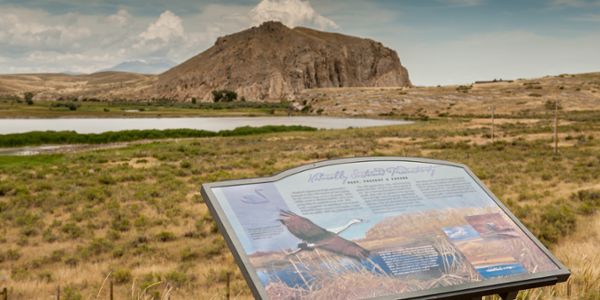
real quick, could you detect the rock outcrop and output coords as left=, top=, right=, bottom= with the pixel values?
left=156, top=21, right=411, bottom=101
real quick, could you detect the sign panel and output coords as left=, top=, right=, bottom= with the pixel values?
left=201, top=157, right=570, bottom=300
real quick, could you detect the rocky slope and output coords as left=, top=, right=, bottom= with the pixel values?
left=155, top=21, right=411, bottom=101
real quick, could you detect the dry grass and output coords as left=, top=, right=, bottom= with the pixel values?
left=0, top=104, right=599, bottom=298
left=300, top=72, right=600, bottom=118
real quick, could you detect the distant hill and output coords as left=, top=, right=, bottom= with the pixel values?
left=0, top=72, right=156, bottom=101
left=104, top=58, right=176, bottom=75
left=155, top=21, right=411, bottom=101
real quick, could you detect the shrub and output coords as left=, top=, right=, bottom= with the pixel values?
left=61, top=222, right=83, bottom=239
left=212, top=89, right=237, bottom=102
left=538, top=204, right=576, bottom=245
left=165, top=271, right=188, bottom=287
left=111, top=214, right=131, bottom=232
left=112, top=268, right=132, bottom=284
left=180, top=247, right=199, bottom=262
left=199, top=240, right=224, bottom=259
left=84, top=238, right=112, bottom=256
left=156, top=231, right=176, bottom=242
left=456, top=85, right=472, bottom=93
left=572, top=190, right=600, bottom=215
left=544, top=100, right=563, bottom=110
left=0, top=249, right=21, bottom=262
left=51, top=102, right=80, bottom=111
left=24, top=92, right=34, bottom=105
left=62, top=285, right=82, bottom=300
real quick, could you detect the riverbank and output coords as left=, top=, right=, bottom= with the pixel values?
left=0, top=125, right=317, bottom=148
left=0, top=100, right=294, bottom=118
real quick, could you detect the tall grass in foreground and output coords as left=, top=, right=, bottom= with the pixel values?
left=0, top=117, right=598, bottom=298
left=0, top=125, right=316, bottom=147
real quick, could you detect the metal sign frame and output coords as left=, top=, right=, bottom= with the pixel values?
left=201, top=157, right=570, bottom=300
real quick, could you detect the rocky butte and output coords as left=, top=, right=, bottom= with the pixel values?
left=155, top=21, right=411, bottom=101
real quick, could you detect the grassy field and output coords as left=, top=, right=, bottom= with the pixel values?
left=0, top=112, right=599, bottom=299
left=0, top=99, right=294, bottom=118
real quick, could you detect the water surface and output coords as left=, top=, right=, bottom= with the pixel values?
left=0, top=117, right=411, bottom=134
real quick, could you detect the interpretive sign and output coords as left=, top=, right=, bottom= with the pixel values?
left=201, top=157, right=570, bottom=300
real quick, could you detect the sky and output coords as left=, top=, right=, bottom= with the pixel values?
left=1, top=0, right=599, bottom=85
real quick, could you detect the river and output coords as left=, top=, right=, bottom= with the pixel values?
left=0, top=116, right=411, bottom=134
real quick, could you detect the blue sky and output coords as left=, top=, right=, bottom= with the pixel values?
left=1, top=0, right=599, bottom=85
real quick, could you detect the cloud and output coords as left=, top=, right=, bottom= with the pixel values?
left=106, top=9, right=131, bottom=26
left=0, top=1, right=342, bottom=74
left=441, top=0, right=484, bottom=6
left=401, top=30, right=600, bottom=85
left=0, top=12, right=91, bottom=51
left=550, top=0, right=600, bottom=7
left=139, top=10, right=184, bottom=42
left=250, top=0, right=338, bottom=29
left=572, top=13, right=600, bottom=21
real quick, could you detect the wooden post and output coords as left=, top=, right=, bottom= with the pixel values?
left=2, top=287, right=7, bottom=300
left=491, top=106, right=495, bottom=143
left=500, top=291, right=518, bottom=300
left=225, top=272, right=231, bottom=300
left=56, top=286, right=60, bottom=300
left=109, top=280, right=114, bottom=300
left=554, top=100, right=559, bottom=155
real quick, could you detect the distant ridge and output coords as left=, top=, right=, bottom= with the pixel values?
left=103, top=58, right=176, bottom=75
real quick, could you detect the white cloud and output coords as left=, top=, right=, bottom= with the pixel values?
left=0, top=1, right=344, bottom=74
left=139, top=10, right=184, bottom=42
left=0, top=13, right=91, bottom=50
left=107, top=9, right=131, bottom=26
left=250, top=0, right=338, bottom=29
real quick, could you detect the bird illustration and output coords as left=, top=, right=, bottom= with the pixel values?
left=278, top=210, right=369, bottom=260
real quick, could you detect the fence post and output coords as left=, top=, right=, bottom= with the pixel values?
left=2, top=287, right=8, bottom=300
left=56, top=285, right=60, bottom=300
left=226, top=272, right=231, bottom=300
left=109, top=280, right=113, bottom=300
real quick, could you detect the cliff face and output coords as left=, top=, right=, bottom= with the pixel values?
left=156, top=21, right=411, bottom=101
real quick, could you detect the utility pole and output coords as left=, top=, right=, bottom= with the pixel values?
left=490, top=105, right=496, bottom=143
left=554, top=100, right=559, bottom=155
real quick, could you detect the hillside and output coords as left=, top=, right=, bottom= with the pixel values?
left=0, top=72, right=156, bottom=101
left=298, top=72, right=600, bottom=117
left=155, top=21, right=411, bottom=101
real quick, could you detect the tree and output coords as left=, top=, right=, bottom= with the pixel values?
left=24, top=92, right=34, bottom=105
left=191, top=97, right=197, bottom=104
left=212, top=90, right=237, bottom=102
left=224, top=90, right=237, bottom=102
